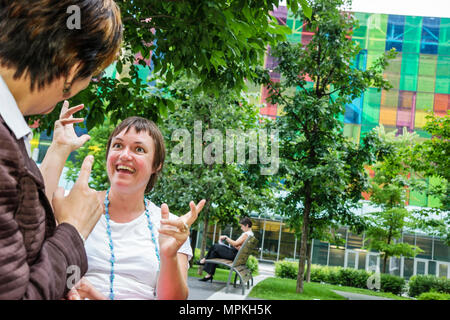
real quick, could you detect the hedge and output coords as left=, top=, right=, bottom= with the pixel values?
left=417, top=291, right=450, bottom=300
left=274, top=261, right=406, bottom=295
left=408, top=275, right=450, bottom=297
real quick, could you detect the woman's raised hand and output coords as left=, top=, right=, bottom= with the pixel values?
left=158, top=200, right=206, bottom=259
left=52, top=100, right=90, bottom=154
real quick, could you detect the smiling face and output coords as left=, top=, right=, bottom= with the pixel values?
left=107, top=127, right=156, bottom=195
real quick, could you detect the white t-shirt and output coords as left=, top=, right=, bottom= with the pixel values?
left=244, top=230, right=254, bottom=237
left=84, top=200, right=192, bottom=300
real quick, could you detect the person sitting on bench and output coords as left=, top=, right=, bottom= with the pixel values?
left=198, top=217, right=254, bottom=282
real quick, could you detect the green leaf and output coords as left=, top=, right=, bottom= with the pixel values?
left=299, top=0, right=312, bottom=19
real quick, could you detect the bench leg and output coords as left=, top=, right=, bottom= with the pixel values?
left=225, top=270, right=234, bottom=294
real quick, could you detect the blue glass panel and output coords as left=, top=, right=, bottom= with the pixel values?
left=344, top=96, right=363, bottom=124
left=420, top=17, right=440, bottom=54
left=386, top=15, right=405, bottom=52
left=354, top=49, right=367, bottom=71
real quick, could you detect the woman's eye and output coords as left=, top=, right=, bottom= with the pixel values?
left=112, top=143, right=122, bottom=148
left=136, top=147, right=145, bottom=153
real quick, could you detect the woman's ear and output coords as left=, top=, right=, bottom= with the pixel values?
left=66, top=62, right=84, bottom=84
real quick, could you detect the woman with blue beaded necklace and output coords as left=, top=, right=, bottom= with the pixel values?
left=68, top=116, right=205, bottom=300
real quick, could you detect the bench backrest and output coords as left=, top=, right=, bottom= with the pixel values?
left=232, top=235, right=258, bottom=267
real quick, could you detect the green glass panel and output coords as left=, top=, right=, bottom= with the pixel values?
left=361, top=124, right=377, bottom=138
left=438, top=18, right=450, bottom=56
left=343, top=124, right=361, bottom=143
left=381, top=89, right=399, bottom=107
left=409, top=189, right=428, bottom=206
left=384, top=53, right=402, bottom=89
left=286, top=12, right=302, bottom=43
left=428, top=176, right=444, bottom=208
left=367, top=14, right=388, bottom=52
left=418, top=54, right=437, bottom=77
left=417, top=75, right=436, bottom=93
left=353, top=12, right=371, bottom=49
left=415, top=92, right=435, bottom=111
left=104, top=62, right=117, bottom=78
left=435, top=55, right=450, bottom=94
left=137, top=65, right=150, bottom=82
left=400, top=54, right=419, bottom=91
left=367, top=52, right=385, bottom=68
left=362, top=88, right=381, bottom=126
left=415, top=129, right=432, bottom=138
left=403, top=16, right=423, bottom=54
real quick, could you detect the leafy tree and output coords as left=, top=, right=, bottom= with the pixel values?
left=65, top=117, right=113, bottom=191
left=409, top=111, right=450, bottom=245
left=64, top=77, right=276, bottom=269
left=31, top=0, right=312, bottom=133
left=363, top=126, right=425, bottom=273
left=145, top=77, right=277, bottom=269
left=261, top=0, right=395, bottom=293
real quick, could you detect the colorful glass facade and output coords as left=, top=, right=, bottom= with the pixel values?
left=258, top=7, right=449, bottom=208
left=260, top=7, right=450, bottom=142
left=197, top=218, right=450, bottom=279
left=195, top=219, right=450, bottom=279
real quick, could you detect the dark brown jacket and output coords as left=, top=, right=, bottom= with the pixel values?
left=0, top=116, right=87, bottom=299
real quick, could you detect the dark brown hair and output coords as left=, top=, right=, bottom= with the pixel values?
left=239, top=217, right=253, bottom=228
left=0, top=0, right=123, bottom=90
left=106, top=117, right=166, bottom=194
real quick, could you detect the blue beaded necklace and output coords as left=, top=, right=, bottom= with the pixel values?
left=104, top=188, right=160, bottom=300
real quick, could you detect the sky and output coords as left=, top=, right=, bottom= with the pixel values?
left=279, top=0, right=450, bottom=18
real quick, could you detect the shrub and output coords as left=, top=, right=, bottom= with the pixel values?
left=408, top=275, right=450, bottom=297
left=310, top=265, right=328, bottom=283
left=337, top=268, right=358, bottom=287
left=417, top=291, right=450, bottom=300
left=325, top=266, right=342, bottom=285
left=275, top=260, right=298, bottom=279
left=246, top=255, right=259, bottom=275
left=380, top=273, right=405, bottom=295
left=348, top=269, right=371, bottom=289
left=194, top=248, right=201, bottom=260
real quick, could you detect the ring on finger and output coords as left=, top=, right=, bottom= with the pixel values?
left=181, top=222, right=189, bottom=233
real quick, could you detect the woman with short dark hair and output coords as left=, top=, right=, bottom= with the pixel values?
left=63, top=117, right=205, bottom=300
left=0, top=0, right=123, bottom=299
left=198, top=217, right=254, bottom=282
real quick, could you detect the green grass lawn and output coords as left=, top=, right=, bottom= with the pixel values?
left=248, top=277, right=347, bottom=300
left=189, top=265, right=411, bottom=300
left=247, top=277, right=411, bottom=300
left=189, top=265, right=235, bottom=283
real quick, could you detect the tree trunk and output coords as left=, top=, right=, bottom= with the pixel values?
left=189, top=228, right=198, bottom=268
left=383, top=227, right=393, bottom=274
left=305, top=241, right=312, bottom=283
left=296, top=192, right=311, bottom=293
left=197, top=215, right=210, bottom=275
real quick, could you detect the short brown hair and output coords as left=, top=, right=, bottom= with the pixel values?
left=106, top=117, right=166, bottom=194
left=0, top=0, right=123, bottom=90
left=239, top=217, right=253, bottom=228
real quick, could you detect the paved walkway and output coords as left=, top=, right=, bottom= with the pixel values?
left=187, top=262, right=395, bottom=300
left=331, top=290, right=394, bottom=300
left=187, top=262, right=274, bottom=300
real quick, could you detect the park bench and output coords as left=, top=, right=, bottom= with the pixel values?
left=205, top=235, right=259, bottom=295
